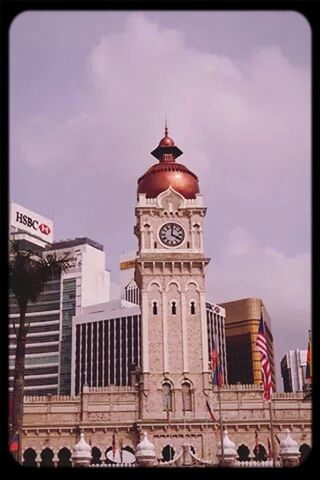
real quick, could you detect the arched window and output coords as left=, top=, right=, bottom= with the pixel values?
left=162, top=445, right=175, bottom=462
left=153, top=301, right=158, bottom=315
left=23, top=448, right=37, bottom=467
left=91, top=447, right=102, bottom=465
left=190, top=301, right=196, bottom=315
left=253, top=444, right=267, bottom=461
left=57, top=447, right=72, bottom=467
left=171, top=301, right=177, bottom=315
left=299, top=444, right=311, bottom=464
left=162, top=383, right=172, bottom=411
left=40, top=448, right=54, bottom=467
left=237, top=444, right=250, bottom=461
left=182, top=382, right=192, bottom=411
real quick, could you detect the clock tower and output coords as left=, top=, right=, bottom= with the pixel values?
left=134, top=126, right=212, bottom=421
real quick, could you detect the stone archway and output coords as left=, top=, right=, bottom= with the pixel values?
left=23, top=448, right=37, bottom=467
left=123, top=445, right=135, bottom=455
left=105, top=446, right=113, bottom=464
left=299, top=444, right=311, bottom=464
left=162, top=445, right=175, bottom=462
left=40, top=447, right=54, bottom=467
left=237, top=444, right=250, bottom=461
left=57, top=447, right=72, bottom=467
left=253, top=444, right=267, bottom=461
left=91, top=446, right=102, bottom=465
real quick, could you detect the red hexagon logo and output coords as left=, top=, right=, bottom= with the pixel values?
left=39, top=223, right=51, bottom=235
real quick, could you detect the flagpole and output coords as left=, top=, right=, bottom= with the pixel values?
left=269, top=400, right=276, bottom=467
left=217, top=383, right=225, bottom=466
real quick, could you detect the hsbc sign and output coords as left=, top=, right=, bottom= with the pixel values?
left=10, top=202, right=53, bottom=243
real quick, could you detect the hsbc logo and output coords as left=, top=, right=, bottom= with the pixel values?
left=39, top=223, right=51, bottom=235
left=15, top=212, right=51, bottom=236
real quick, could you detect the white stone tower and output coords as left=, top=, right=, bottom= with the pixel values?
left=134, top=126, right=212, bottom=421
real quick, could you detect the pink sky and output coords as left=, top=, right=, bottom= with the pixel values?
left=10, top=11, right=311, bottom=386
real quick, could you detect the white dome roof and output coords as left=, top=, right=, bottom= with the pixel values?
left=217, top=430, right=237, bottom=457
left=72, top=433, right=92, bottom=456
left=136, top=432, right=156, bottom=457
left=280, top=429, right=300, bottom=455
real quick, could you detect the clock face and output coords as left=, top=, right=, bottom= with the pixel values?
left=159, top=222, right=185, bottom=247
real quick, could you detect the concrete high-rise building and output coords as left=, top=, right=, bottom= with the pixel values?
left=281, top=349, right=307, bottom=392
left=72, top=299, right=141, bottom=395
left=9, top=203, right=110, bottom=395
left=219, top=298, right=276, bottom=390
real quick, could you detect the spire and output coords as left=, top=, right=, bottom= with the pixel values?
left=151, top=123, right=183, bottom=161
left=165, top=116, right=168, bottom=137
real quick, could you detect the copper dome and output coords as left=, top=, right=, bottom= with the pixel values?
left=137, top=126, right=199, bottom=199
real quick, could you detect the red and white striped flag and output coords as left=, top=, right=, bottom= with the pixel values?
left=256, top=308, right=273, bottom=401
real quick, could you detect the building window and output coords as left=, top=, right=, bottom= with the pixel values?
left=171, top=301, right=177, bottom=315
left=190, top=301, right=196, bottom=315
left=237, top=445, right=250, bottom=461
left=182, top=382, right=192, bottom=411
left=187, top=241, right=190, bottom=248
left=154, top=241, right=157, bottom=249
left=153, top=301, right=158, bottom=315
left=162, top=383, right=172, bottom=411
left=162, top=445, right=175, bottom=462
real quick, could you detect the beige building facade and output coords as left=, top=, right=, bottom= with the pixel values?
left=22, top=385, right=311, bottom=465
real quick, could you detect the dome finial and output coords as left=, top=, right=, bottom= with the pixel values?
left=165, top=116, right=168, bottom=137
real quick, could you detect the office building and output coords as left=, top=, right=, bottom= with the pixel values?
left=219, top=298, right=276, bottom=389
left=281, top=349, right=307, bottom=392
left=9, top=203, right=110, bottom=395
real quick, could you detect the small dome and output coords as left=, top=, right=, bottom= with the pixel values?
left=159, top=135, right=175, bottom=147
left=72, top=433, right=91, bottom=455
left=136, top=432, right=156, bottom=456
left=217, top=430, right=237, bottom=458
left=280, top=430, right=300, bottom=455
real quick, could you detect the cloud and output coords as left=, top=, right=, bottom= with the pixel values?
left=15, top=13, right=310, bottom=194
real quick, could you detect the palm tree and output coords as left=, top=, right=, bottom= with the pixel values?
left=9, top=240, right=71, bottom=463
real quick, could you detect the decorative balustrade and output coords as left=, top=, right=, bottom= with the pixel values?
left=236, top=460, right=277, bottom=468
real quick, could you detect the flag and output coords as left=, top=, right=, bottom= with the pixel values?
left=306, top=333, right=312, bottom=383
left=211, top=342, right=223, bottom=387
left=256, top=309, right=273, bottom=400
left=268, top=438, right=273, bottom=460
left=112, top=431, right=116, bottom=460
left=9, top=431, right=19, bottom=453
left=254, top=430, right=260, bottom=457
left=205, top=399, right=216, bottom=422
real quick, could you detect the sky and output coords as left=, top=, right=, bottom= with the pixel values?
left=10, top=11, right=311, bottom=387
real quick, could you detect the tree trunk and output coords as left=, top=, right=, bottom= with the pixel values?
left=11, top=304, right=27, bottom=464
